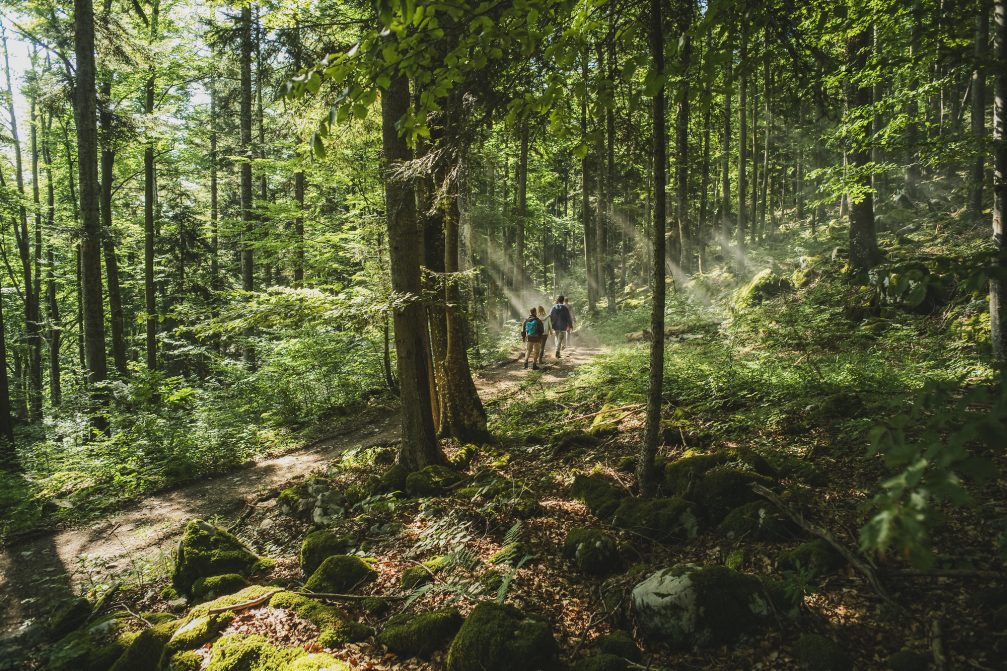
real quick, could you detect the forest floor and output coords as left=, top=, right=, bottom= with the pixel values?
left=0, top=338, right=604, bottom=651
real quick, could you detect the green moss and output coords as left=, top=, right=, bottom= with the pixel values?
left=612, top=496, right=698, bottom=542
left=192, top=574, right=250, bottom=601
left=204, top=633, right=301, bottom=671
left=562, top=528, right=621, bottom=576
left=693, top=468, right=774, bottom=523
left=172, top=519, right=267, bottom=595
left=48, top=597, right=92, bottom=640
left=360, top=597, right=391, bottom=617
left=400, top=556, right=448, bottom=589
left=449, top=444, right=480, bottom=469
left=762, top=578, right=804, bottom=618
left=779, top=540, right=845, bottom=578
left=189, top=585, right=279, bottom=618
left=167, top=613, right=234, bottom=653
left=269, top=591, right=369, bottom=648
left=569, top=654, right=629, bottom=671
left=404, top=465, right=463, bottom=497
left=376, top=608, right=463, bottom=658
left=663, top=452, right=728, bottom=495
left=304, top=555, right=377, bottom=593
left=488, top=541, right=528, bottom=567
left=596, top=630, right=640, bottom=662
left=718, top=502, right=797, bottom=542
left=887, top=649, right=930, bottom=671
left=167, top=650, right=203, bottom=671
left=47, top=616, right=131, bottom=671
left=300, top=530, right=352, bottom=576
left=277, top=488, right=301, bottom=514
left=479, top=570, right=504, bottom=593
left=735, top=268, right=794, bottom=309
left=108, top=618, right=181, bottom=671
left=794, top=633, right=853, bottom=671
left=446, top=602, right=558, bottom=671
left=552, top=430, right=600, bottom=453
left=571, top=474, right=625, bottom=519
left=285, top=653, right=351, bottom=671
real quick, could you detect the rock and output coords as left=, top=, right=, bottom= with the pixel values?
left=552, top=430, right=601, bottom=453
left=446, top=602, right=558, bottom=671
left=793, top=633, right=853, bottom=671
left=778, top=540, right=845, bottom=579
left=718, top=502, right=798, bottom=542
left=300, top=530, right=353, bottom=576
left=372, top=464, right=411, bottom=495
left=108, top=618, right=182, bottom=671
left=612, top=496, right=698, bottom=542
left=693, top=468, right=775, bottom=523
left=166, top=650, right=203, bottom=671
left=893, top=191, right=915, bottom=209
left=631, top=564, right=771, bottom=648
left=205, top=633, right=301, bottom=670
left=376, top=608, right=463, bottom=658
left=571, top=474, right=625, bottom=519
left=286, top=653, right=351, bottom=670
left=887, top=649, right=930, bottom=671
left=664, top=449, right=776, bottom=496
left=735, top=269, right=794, bottom=309
left=167, top=613, right=233, bottom=653
left=405, top=465, right=463, bottom=497
left=277, top=488, right=301, bottom=515
left=171, top=519, right=270, bottom=595
left=569, top=654, right=628, bottom=671
left=47, top=616, right=131, bottom=671
left=48, top=597, right=92, bottom=640
left=400, top=556, right=448, bottom=589
left=191, top=574, right=249, bottom=601
left=596, top=630, right=640, bottom=662
left=270, top=591, right=370, bottom=648
left=304, top=555, right=378, bottom=594
left=563, top=528, right=621, bottom=576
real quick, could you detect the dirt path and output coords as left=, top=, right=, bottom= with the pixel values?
left=0, top=337, right=602, bottom=644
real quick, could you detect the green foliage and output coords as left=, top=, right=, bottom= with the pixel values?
left=303, top=555, right=377, bottom=594
left=445, top=602, right=558, bottom=671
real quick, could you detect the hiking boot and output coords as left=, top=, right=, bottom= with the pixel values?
left=532, top=364, right=540, bottom=370
left=523, top=362, right=528, bottom=369
left=555, top=351, right=561, bottom=358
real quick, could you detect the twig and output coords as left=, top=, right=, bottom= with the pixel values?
left=86, top=583, right=121, bottom=623
left=569, top=403, right=644, bottom=422
left=294, top=590, right=405, bottom=601
left=207, top=590, right=282, bottom=614
left=118, top=601, right=152, bottom=627
left=750, top=483, right=894, bottom=605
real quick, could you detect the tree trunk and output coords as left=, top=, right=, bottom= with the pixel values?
left=144, top=0, right=160, bottom=371
left=848, top=18, right=880, bottom=272
left=516, top=121, right=528, bottom=296
left=605, top=35, right=618, bottom=313
left=737, top=18, right=748, bottom=249
left=639, top=0, right=668, bottom=497
left=581, top=51, right=598, bottom=313
left=699, top=92, right=711, bottom=271
left=972, top=0, right=991, bottom=220
left=675, top=3, right=692, bottom=275
left=42, top=124, right=60, bottom=406
left=760, top=32, right=771, bottom=238
left=28, top=84, right=42, bottom=421
left=992, top=0, right=1007, bottom=362
left=239, top=4, right=255, bottom=367
left=210, top=77, right=219, bottom=290
left=73, top=0, right=109, bottom=430
left=381, top=75, right=442, bottom=469
left=722, top=24, right=733, bottom=247
left=0, top=268, right=13, bottom=454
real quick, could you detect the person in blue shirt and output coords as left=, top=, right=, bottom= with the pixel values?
left=520, top=308, right=545, bottom=370
left=548, top=296, right=574, bottom=358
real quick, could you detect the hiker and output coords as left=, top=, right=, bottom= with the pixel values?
left=520, top=307, right=545, bottom=370
left=548, top=295, right=574, bottom=358
left=536, top=306, right=551, bottom=365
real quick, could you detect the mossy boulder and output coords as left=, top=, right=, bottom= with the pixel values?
left=446, top=602, right=558, bottom=671
left=166, top=650, right=203, bottom=671
left=47, top=616, right=131, bottom=671
left=376, top=608, right=463, bottom=658
left=692, top=468, right=775, bottom=523
left=172, top=519, right=269, bottom=595
left=612, top=496, right=698, bottom=542
left=664, top=452, right=729, bottom=494
left=167, top=612, right=234, bottom=653
left=887, top=649, right=930, bottom=671
left=779, top=540, right=845, bottom=578
left=304, top=555, right=377, bottom=594
left=192, top=574, right=249, bottom=601
left=563, top=528, right=621, bottom=576
left=631, top=564, right=771, bottom=648
left=400, top=556, right=449, bottom=589
left=285, top=653, right=351, bottom=671
left=300, top=530, right=353, bottom=576
left=571, top=474, right=626, bottom=520
left=596, top=630, right=640, bottom=662
left=718, top=501, right=797, bottom=542
left=372, top=463, right=411, bottom=495
left=108, top=618, right=182, bottom=671
left=204, top=633, right=301, bottom=671
left=48, top=597, right=92, bottom=640
left=570, top=654, right=628, bottom=671
left=735, top=268, right=794, bottom=309
left=552, top=430, right=600, bottom=453
left=269, top=591, right=370, bottom=648
left=794, top=633, right=853, bottom=671
left=405, top=465, right=463, bottom=497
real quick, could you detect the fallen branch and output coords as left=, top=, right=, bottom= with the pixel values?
left=569, top=403, right=644, bottom=422
left=207, top=590, right=282, bottom=614
left=750, top=483, right=893, bottom=604
left=294, top=590, right=406, bottom=601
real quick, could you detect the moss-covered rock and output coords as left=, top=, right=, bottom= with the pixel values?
left=303, top=555, right=377, bottom=594
left=360, top=597, right=391, bottom=617
left=376, top=608, right=463, bottom=658
left=552, top=430, right=600, bottom=453
left=693, top=468, right=774, bottom=523
left=269, top=591, right=369, bottom=648
left=300, top=530, right=353, bottom=576
left=887, top=649, right=930, bottom=671
left=172, top=519, right=269, bottom=595
left=204, top=633, right=301, bottom=671
left=631, top=564, right=771, bottom=648
left=735, top=268, right=794, bottom=310
left=166, top=650, right=203, bottom=671
left=664, top=452, right=727, bottom=494
left=192, top=574, right=250, bottom=601
left=108, top=618, right=182, bottom=671
left=372, top=463, right=411, bottom=495
left=400, top=556, right=448, bottom=589
left=405, top=465, right=463, bottom=497
left=779, top=540, right=845, bottom=578
left=188, top=585, right=278, bottom=618
left=47, top=616, right=131, bottom=671
left=794, top=633, right=853, bottom=671
left=762, top=578, right=804, bottom=618
left=612, top=496, right=698, bottom=542
left=446, top=602, right=558, bottom=671
left=596, top=630, right=640, bottom=662
left=166, top=613, right=233, bottom=653
left=48, top=597, right=92, bottom=640
left=718, top=502, right=797, bottom=542
left=563, top=528, right=621, bottom=576
left=285, top=653, right=351, bottom=671
left=571, top=474, right=626, bottom=520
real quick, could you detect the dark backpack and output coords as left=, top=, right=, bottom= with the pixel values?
left=549, top=304, right=571, bottom=330
left=524, top=317, right=544, bottom=338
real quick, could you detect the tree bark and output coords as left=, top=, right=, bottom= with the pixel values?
left=516, top=121, right=528, bottom=296
left=239, top=4, right=255, bottom=367
left=992, top=0, right=1007, bottom=361
left=42, top=121, right=60, bottom=406
left=722, top=24, right=733, bottom=247
left=848, top=18, right=880, bottom=272
left=737, top=17, right=748, bottom=249
left=972, top=0, right=991, bottom=220
left=144, top=0, right=160, bottom=371
left=674, top=2, right=692, bottom=274
left=581, top=51, right=598, bottom=312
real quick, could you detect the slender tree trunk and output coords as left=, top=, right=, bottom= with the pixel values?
left=737, top=18, right=748, bottom=249
left=28, top=84, right=42, bottom=420
left=239, top=4, right=255, bottom=367
left=73, top=0, right=109, bottom=431
left=675, top=3, right=692, bottom=274
left=750, top=61, right=759, bottom=244
left=605, top=35, right=618, bottom=313
left=992, top=0, right=1007, bottom=362
left=640, top=0, right=668, bottom=497
left=100, top=102, right=127, bottom=377
left=209, top=77, right=219, bottom=291
left=699, top=95, right=711, bottom=271
left=972, top=0, right=991, bottom=220
left=848, top=18, right=880, bottom=272
left=581, top=51, right=598, bottom=312
left=760, top=33, right=771, bottom=237
left=42, top=125, right=60, bottom=406
left=144, top=0, right=160, bottom=371
left=516, top=121, right=528, bottom=296
left=722, top=25, right=733, bottom=247
left=382, top=75, right=442, bottom=469
left=906, top=5, right=923, bottom=197
left=256, top=6, right=269, bottom=287
left=0, top=268, right=13, bottom=453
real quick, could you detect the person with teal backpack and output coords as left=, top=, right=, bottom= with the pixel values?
left=520, top=307, right=545, bottom=370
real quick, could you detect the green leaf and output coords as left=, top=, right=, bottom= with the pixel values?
left=311, top=133, right=326, bottom=159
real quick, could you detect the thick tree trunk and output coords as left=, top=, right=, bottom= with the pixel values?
left=640, top=0, right=667, bottom=497
left=100, top=111, right=127, bottom=377
left=144, top=0, right=160, bottom=371
left=581, top=52, right=598, bottom=312
left=992, top=0, right=1007, bottom=361
left=381, top=75, right=442, bottom=469
left=848, top=21, right=880, bottom=272
left=972, top=0, right=991, bottom=220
